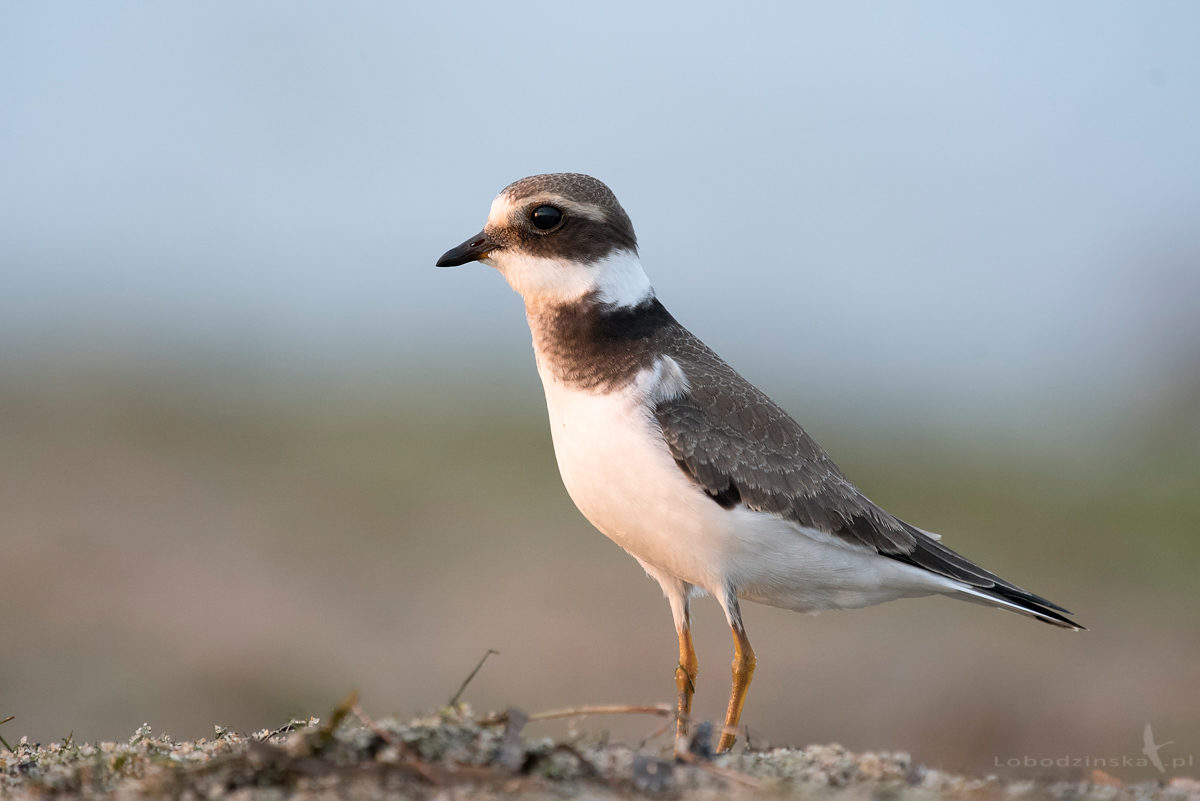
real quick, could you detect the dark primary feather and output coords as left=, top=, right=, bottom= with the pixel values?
left=652, top=322, right=1082, bottom=629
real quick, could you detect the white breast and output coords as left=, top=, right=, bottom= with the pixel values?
left=537, top=355, right=726, bottom=587
left=534, top=355, right=966, bottom=613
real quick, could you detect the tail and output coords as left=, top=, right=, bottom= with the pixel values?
left=952, top=583, right=1085, bottom=630
left=893, top=523, right=1086, bottom=631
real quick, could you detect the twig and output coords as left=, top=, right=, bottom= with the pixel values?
left=529, top=703, right=673, bottom=723
left=0, top=715, right=15, bottom=753
left=257, top=719, right=308, bottom=743
left=448, top=648, right=499, bottom=707
left=480, top=703, right=673, bottom=727
left=637, top=716, right=674, bottom=750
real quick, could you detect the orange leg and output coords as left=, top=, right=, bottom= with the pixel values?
left=716, top=622, right=756, bottom=753
left=674, top=624, right=699, bottom=754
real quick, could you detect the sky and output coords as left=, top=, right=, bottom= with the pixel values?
left=2, top=2, right=1198, bottom=419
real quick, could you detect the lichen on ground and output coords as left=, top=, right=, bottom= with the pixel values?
left=2, top=703, right=1197, bottom=801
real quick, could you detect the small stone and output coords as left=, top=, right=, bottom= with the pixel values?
left=633, top=754, right=674, bottom=793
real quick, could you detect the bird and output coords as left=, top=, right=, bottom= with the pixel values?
left=436, top=173, right=1083, bottom=756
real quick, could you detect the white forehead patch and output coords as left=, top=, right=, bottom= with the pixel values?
left=487, top=192, right=517, bottom=229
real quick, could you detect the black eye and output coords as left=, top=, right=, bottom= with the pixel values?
left=530, top=205, right=563, bottom=231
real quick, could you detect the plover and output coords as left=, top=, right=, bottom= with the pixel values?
left=437, top=173, right=1082, bottom=755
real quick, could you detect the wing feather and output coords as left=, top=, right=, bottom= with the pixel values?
left=651, top=327, right=1081, bottom=630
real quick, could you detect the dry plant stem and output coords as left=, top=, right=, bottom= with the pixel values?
left=480, top=704, right=672, bottom=727
left=528, top=704, right=673, bottom=723
left=0, top=715, right=14, bottom=754
left=638, top=716, right=676, bottom=751
left=448, top=648, right=499, bottom=707
left=716, top=624, right=757, bottom=753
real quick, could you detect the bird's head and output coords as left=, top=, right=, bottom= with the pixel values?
left=437, top=173, right=651, bottom=308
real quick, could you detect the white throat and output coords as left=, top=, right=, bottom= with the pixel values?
left=485, top=248, right=653, bottom=308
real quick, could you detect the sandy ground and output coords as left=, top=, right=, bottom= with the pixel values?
left=3, top=700, right=1198, bottom=801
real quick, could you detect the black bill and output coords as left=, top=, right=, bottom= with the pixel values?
left=436, top=231, right=498, bottom=267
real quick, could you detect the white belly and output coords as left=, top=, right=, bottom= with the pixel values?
left=540, top=364, right=732, bottom=593
left=537, top=361, right=962, bottom=613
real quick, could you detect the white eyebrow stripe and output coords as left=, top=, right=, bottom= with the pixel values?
left=492, top=191, right=608, bottom=225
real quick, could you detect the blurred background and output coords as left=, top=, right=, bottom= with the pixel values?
left=2, top=1, right=1198, bottom=782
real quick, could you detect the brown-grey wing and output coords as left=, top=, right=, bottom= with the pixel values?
left=652, top=371, right=919, bottom=555
left=651, top=345, right=1042, bottom=593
